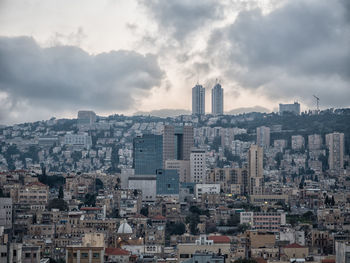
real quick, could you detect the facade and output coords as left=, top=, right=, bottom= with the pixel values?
left=156, top=169, right=179, bottom=196
left=77, top=110, right=96, bottom=126
left=182, top=253, right=224, bottom=263
left=128, top=176, right=157, bottom=203
left=190, top=148, right=206, bottom=183
left=192, top=84, right=205, bottom=115
left=308, top=134, right=323, bottom=151
left=64, top=132, right=92, bottom=149
left=326, top=132, right=345, bottom=172
left=133, top=134, right=163, bottom=175
left=336, top=241, right=350, bottom=263
left=274, top=139, right=287, bottom=152
left=248, top=145, right=264, bottom=195
left=0, top=198, right=12, bottom=229
left=162, top=125, right=194, bottom=166
left=256, top=126, right=270, bottom=148
left=165, top=160, right=190, bottom=183
left=291, top=135, right=305, bottom=150
left=240, top=212, right=286, bottom=232
left=18, top=182, right=49, bottom=205
left=194, top=184, right=220, bottom=201
left=211, top=83, right=223, bottom=115
left=279, top=102, right=300, bottom=115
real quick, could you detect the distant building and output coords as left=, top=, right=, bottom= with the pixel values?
left=308, top=134, right=323, bottom=151
left=165, top=160, right=190, bottom=183
left=190, top=148, right=206, bottom=183
left=0, top=198, right=12, bottom=230
left=133, top=134, right=163, bottom=175
left=163, top=125, right=194, bottom=167
left=77, top=110, right=96, bottom=126
left=192, top=84, right=205, bottom=115
left=240, top=211, right=286, bottom=232
left=279, top=102, right=300, bottom=115
left=64, top=132, right=92, bottom=149
left=291, top=135, right=305, bottom=150
left=182, top=253, right=224, bottom=263
left=194, top=184, right=220, bottom=201
left=274, top=139, right=287, bottom=152
left=156, top=169, right=179, bottom=196
left=211, top=83, right=223, bottom=115
left=326, top=132, right=345, bottom=172
left=128, top=176, right=157, bottom=203
left=248, top=145, right=264, bottom=195
left=256, top=126, right=270, bottom=148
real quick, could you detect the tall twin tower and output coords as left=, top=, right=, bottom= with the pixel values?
left=192, top=83, right=223, bottom=115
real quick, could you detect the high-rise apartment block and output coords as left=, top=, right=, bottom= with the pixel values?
left=192, top=84, right=205, bottom=115
left=308, top=134, right=323, bottom=151
left=256, top=126, right=270, bottom=148
left=190, top=148, right=206, bottom=183
left=248, top=145, right=264, bottom=195
left=163, top=126, right=194, bottom=166
left=211, top=83, right=223, bottom=115
left=326, top=132, right=344, bottom=172
left=292, top=135, right=305, bottom=150
left=133, top=134, right=163, bottom=175
left=279, top=102, right=300, bottom=115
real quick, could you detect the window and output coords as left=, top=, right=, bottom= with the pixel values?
left=93, top=253, right=100, bottom=258
left=25, top=253, right=31, bottom=258
left=82, top=252, right=88, bottom=258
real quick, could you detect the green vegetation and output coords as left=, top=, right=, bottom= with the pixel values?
left=48, top=198, right=68, bottom=211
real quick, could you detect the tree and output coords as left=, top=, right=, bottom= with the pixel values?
left=166, top=222, right=186, bottom=236
left=58, top=186, right=64, bottom=199
left=84, top=193, right=96, bottom=206
left=48, top=198, right=68, bottom=211
left=95, top=178, right=104, bottom=192
left=140, top=206, right=149, bottom=217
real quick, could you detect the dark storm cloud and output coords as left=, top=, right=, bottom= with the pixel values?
left=207, top=0, right=350, bottom=108
left=139, top=0, right=223, bottom=42
left=0, top=36, right=164, bottom=121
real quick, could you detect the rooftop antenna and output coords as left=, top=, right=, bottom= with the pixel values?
left=313, top=95, right=320, bottom=111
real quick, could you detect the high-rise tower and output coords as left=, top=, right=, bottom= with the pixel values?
left=211, top=83, right=223, bottom=115
left=192, top=84, right=205, bottom=115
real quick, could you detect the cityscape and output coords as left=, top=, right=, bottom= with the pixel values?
left=1, top=1, right=350, bottom=263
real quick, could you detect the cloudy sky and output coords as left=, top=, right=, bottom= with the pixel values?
left=0, top=0, right=349, bottom=124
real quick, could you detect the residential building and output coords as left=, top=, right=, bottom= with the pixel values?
left=190, top=148, right=206, bottom=183
left=326, top=132, right=345, bottom=172
left=77, top=110, right=96, bottom=126
left=192, top=84, right=205, bottom=115
left=0, top=198, right=12, bottom=230
left=165, top=160, right=190, bottom=183
left=292, top=135, right=305, bottom=150
left=256, top=126, right=270, bottom=148
left=248, top=145, right=264, bottom=195
left=211, top=83, right=223, bottom=115
left=308, top=134, right=323, bottom=151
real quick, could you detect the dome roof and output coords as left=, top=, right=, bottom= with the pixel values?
left=117, top=220, right=133, bottom=234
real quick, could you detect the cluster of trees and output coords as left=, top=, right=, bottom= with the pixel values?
left=185, top=206, right=210, bottom=235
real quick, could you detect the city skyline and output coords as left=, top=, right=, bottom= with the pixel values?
left=0, top=0, right=349, bottom=124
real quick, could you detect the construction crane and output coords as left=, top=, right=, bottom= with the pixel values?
left=313, top=95, right=320, bottom=111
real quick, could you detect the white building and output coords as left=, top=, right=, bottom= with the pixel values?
left=194, top=184, right=220, bottom=200
left=128, top=176, right=156, bottom=203
left=64, top=132, right=92, bottom=149
left=256, top=126, right=270, bottom=148
left=190, top=148, right=206, bottom=183
left=211, top=83, right=223, bottom=115
left=326, top=132, right=345, bottom=172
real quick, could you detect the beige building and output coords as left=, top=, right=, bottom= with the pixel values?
left=165, top=160, right=190, bottom=183
left=248, top=145, right=264, bottom=195
left=282, top=243, right=308, bottom=260
left=177, top=235, right=231, bottom=263
left=18, top=182, right=48, bottom=205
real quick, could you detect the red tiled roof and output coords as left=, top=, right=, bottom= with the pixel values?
left=284, top=243, right=304, bottom=248
left=152, top=215, right=166, bottom=220
left=208, top=235, right=230, bottom=243
left=105, top=248, right=130, bottom=256
left=322, top=259, right=335, bottom=263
